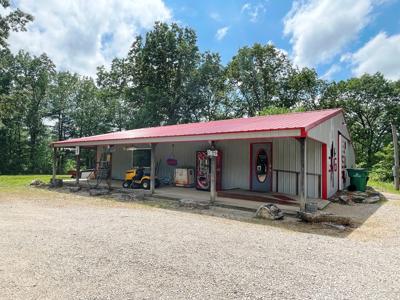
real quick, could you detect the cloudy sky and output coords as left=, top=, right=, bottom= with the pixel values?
left=5, top=0, right=400, bottom=80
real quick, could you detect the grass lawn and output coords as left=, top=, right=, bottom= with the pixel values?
left=369, top=180, right=400, bottom=195
left=0, top=174, right=70, bottom=188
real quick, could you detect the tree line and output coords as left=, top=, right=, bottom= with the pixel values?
left=0, top=2, right=399, bottom=181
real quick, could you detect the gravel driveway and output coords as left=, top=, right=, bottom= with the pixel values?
left=1, top=188, right=400, bottom=299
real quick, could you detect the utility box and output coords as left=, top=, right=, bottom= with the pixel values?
left=174, top=168, right=195, bottom=187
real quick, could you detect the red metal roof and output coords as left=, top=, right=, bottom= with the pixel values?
left=53, top=108, right=342, bottom=146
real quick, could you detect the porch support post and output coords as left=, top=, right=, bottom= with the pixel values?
left=75, top=146, right=80, bottom=186
left=299, top=137, right=307, bottom=211
left=150, top=143, right=156, bottom=195
left=210, top=142, right=216, bottom=204
left=52, top=147, right=57, bottom=184
left=106, top=146, right=113, bottom=190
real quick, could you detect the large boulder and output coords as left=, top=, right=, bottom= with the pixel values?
left=30, top=179, right=46, bottom=186
left=255, top=204, right=284, bottom=220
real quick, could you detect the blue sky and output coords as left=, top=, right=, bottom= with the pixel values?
left=5, top=0, right=400, bottom=80
left=166, top=0, right=400, bottom=81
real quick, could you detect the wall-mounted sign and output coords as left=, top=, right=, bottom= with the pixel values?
left=207, top=149, right=218, bottom=157
left=75, top=146, right=80, bottom=156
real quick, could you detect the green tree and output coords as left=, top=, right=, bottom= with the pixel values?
left=320, top=73, right=400, bottom=168
left=0, top=0, right=33, bottom=49
left=226, top=44, right=294, bottom=116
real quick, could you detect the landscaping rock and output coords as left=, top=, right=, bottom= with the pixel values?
left=89, top=189, right=110, bottom=196
left=50, top=179, right=63, bottom=188
left=30, top=179, right=46, bottom=186
left=115, top=191, right=145, bottom=202
left=364, top=195, right=381, bottom=204
left=339, top=195, right=354, bottom=205
left=69, top=186, right=81, bottom=193
left=298, top=211, right=351, bottom=226
left=255, top=204, right=284, bottom=220
left=179, top=198, right=210, bottom=209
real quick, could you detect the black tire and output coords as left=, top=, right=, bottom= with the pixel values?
left=122, top=181, right=131, bottom=188
left=141, top=179, right=150, bottom=190
left=155, top=178, right=160, bottom=188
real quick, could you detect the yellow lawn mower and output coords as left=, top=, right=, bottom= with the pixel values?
left=122, top=167, right=160, bottom=190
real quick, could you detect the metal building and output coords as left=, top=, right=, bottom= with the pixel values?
left=52, top=108, right=355, bottom=208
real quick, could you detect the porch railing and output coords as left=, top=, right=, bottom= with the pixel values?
left=273, top=169, right=321, bottom=198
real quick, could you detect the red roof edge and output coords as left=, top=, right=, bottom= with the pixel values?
left=304, top=108, right=343, bottom=133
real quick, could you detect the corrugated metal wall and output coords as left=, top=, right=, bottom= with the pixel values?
left=111, top=145, right=133, bottom=180
left=101, top=136, right=324, bottom=198
left=271, top=138, right=321, bottom=198
left=308, top=113, right=356, bottom=197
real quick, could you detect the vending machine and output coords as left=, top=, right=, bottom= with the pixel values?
left=195, top=150, right=222, bottom=191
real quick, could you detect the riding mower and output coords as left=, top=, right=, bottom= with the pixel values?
left=122, top=167, right=160, bottom=190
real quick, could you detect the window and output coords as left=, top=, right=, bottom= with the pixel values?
left=132, top=149, right=151, bottom=167
left=256, top=149, right=268, bottom=183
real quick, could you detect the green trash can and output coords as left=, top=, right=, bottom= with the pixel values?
left=347, top=168, right=369, bottom=192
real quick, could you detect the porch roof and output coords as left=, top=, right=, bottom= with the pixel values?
left=52, top=108, right=342, bottom=147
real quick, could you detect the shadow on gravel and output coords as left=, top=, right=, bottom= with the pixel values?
left=34, top=184, right=388, bottom=239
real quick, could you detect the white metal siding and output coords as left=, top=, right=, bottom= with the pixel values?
left=155, top=142, right=209, bottom=183
left=271, top=138, right=321, bottom=198
left=111, top=146, right=133, bottom=180
left=308, top=112, right=355, bottom=197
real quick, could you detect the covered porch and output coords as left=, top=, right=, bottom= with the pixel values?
left=51, top=110, right=343, bottom=212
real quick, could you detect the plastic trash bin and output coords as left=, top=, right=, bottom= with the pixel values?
left=347, top=168, right=369, bottom=192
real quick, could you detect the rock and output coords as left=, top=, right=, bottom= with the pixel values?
left=364, top=195, right=381, bottom=204
left=50, top=179, right=63, bottom=188
left=339, top=195, right=354, bottom=205
left=179, top=198, right=210, bottom=209
left=255, top=204, right=284, bottom=220
left=89, top=189, right=110, bottom=196
left=298, top=211, right=351, bottom=226
left=323, top=222, right=346, bottom=231
left=352, top=195, right=366, bottom=203
left=115, top=191, right=145, bottom=202
left=30, top=179, right=46, bottom=186
left=69, top=186, right=81, bottom=193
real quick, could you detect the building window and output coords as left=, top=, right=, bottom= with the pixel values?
left=132, top=149, right=151, bottom=167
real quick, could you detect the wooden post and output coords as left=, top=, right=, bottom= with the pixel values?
left=299, top=138, right=307, bottom=211
left=150, top=143, right=156, bottom=195
left=210, top=155, right=216, bottom=203
left=52, top=147, right=57, bottom=184
left=75, top=146, right=80, bottom=186
left=392, top=124, right=399, bottom=190
left=107, top=146, right=113, bottom=190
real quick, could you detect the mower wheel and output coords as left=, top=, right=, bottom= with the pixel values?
left=141, top=179, right=150, bottom=190
left=122, top=181, right=131, bottom=188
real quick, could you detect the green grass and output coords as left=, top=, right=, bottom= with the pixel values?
left=369, top=180, right=400, bottom=195
left=0, top=175, right=70, bottom=188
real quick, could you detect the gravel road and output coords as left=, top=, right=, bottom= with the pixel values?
left=1, top=188, right=400, bottom=299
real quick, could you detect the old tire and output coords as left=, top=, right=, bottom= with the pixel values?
left=141, top=179, right=150, bottom=190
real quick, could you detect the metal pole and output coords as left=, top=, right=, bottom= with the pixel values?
left=299, top=138, right=307, bottom=211
left=392, top=124, right=399, bottom=190
left=150, top=143, right=156, bottom=195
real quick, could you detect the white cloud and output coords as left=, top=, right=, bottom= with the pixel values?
left=284, top=0, right=377, bottom=67
left=209, top=12, right=221, bottom=22
left=215, top=26, right=229, bottom=41
left=349, top=32, right=400, bottom=80
left=241, top=2, right=266, bottom=22
left=321, top=64, right=341, bottom=80
left=7, top=0, right=172, bottom=77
